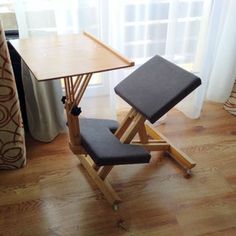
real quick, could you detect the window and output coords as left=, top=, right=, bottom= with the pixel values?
left=119, top=0, right=211, bottom=71
left=0, top=0, right=18, bottom=31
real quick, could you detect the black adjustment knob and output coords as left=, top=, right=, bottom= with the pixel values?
left=71, top=106, right=82, bottom=116
left=61, top=96, right=66, bottom=104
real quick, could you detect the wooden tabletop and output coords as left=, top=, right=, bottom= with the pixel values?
left=9, top=32, right=134, bottom=81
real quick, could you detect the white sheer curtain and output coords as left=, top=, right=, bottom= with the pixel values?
left=13, top=0, right=236, bottom=137
left=203, top=0, right=236, bottom=102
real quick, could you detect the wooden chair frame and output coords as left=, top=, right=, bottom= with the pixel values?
left=64, top=75, right=196, bottom=206
left=59, top=33, right=196, bottom=208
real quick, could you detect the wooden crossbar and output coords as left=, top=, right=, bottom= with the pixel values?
left=115, top=108, right=137, bottom=139
left=138, top=123, right=149, bottom=143
left=74, top=75, right=83, bottom=93
left=132, top=143, right=170, bottom=151
left=120, top=112, right=146, bottom=143
left=74, top=73, right=92, bottom=106
left=145, top=124, right=196, bottom=169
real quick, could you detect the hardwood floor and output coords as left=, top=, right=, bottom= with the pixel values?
left=0, top=101, right=235, bottom=236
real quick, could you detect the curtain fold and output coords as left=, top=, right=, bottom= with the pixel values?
left=21, top=63, right=65, bottom=142
left=0, top=21, right=26, bottom=169
left=224, top=80, right=236, bottom=115
left=176, top=0, right=236, bottom=118
left=202, top=0, right=236, bottom=103
left=13, top=0, right=66, bottom=142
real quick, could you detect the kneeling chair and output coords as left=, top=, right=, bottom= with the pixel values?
left=72, top=55, right=201, bottom=207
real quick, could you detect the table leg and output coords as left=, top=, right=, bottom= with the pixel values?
left=63, top=73, right=93, bottom=153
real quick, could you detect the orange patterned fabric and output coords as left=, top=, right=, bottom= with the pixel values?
left=224, top=81, right=236, bottom=116
left=0, top=21, right=26, bottom=169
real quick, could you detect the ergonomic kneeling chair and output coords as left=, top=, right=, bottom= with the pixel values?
left=73, top=55, right=201, bottom=208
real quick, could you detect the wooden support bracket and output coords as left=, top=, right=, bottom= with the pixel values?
left=132, top=142, right=170, bottom=151
left=145, top=123, right=196, bottom=170
left=69, top=142, right=87, bottom=155
left=99, top=166, right=114, bottom=180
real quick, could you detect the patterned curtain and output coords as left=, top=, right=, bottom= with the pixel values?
left=0, top=21, right=26, bottom=169
left=224, top=80, right=236, bottom=115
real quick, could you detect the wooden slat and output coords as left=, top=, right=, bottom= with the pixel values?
left=83, top=31, right=134, bottom=66
left=77, top=155, right=122, bottom=205
left=138, top=124, right=149, bottom=143
left=132, top=140, right=166, bottom=144
left=132, top=143, right=170, bottom=151
left=120, top=113, right=146, bottom=144
left=115, top=108, right=136, bottom=139
left=74, top=73, right=92, bottom=106
left=145, top=124, right=196, bottom=169
left=66, top=103, right=81, bottom=146
left=69, top=76, right=74, bottom=102
left=74, top=75, right=83, bottom=95
left=69, top=142, right=87, bottom=155
left=99, top=166, right=114, bottom=180
left=92, top=163, right=101, bottom=171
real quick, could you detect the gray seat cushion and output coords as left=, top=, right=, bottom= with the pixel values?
left=115, top=55, right=201, bottom=123
left=80, top=118, right=151, bottom=166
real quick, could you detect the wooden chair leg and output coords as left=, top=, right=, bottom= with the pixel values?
left=115, top=108, right=137, bottom=139
left=145, top=124, right=196, bottom=170
left=93, top=163, right=101, bottom=171
left=99, top=166, right=113, bottom=180
left=76, top=112, right=146, bottom=206
left=77, top=155, right=121, bottom=205
left=120, top=113, right=146, bottom=143
left=138, top=123, right=149, bottom=143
